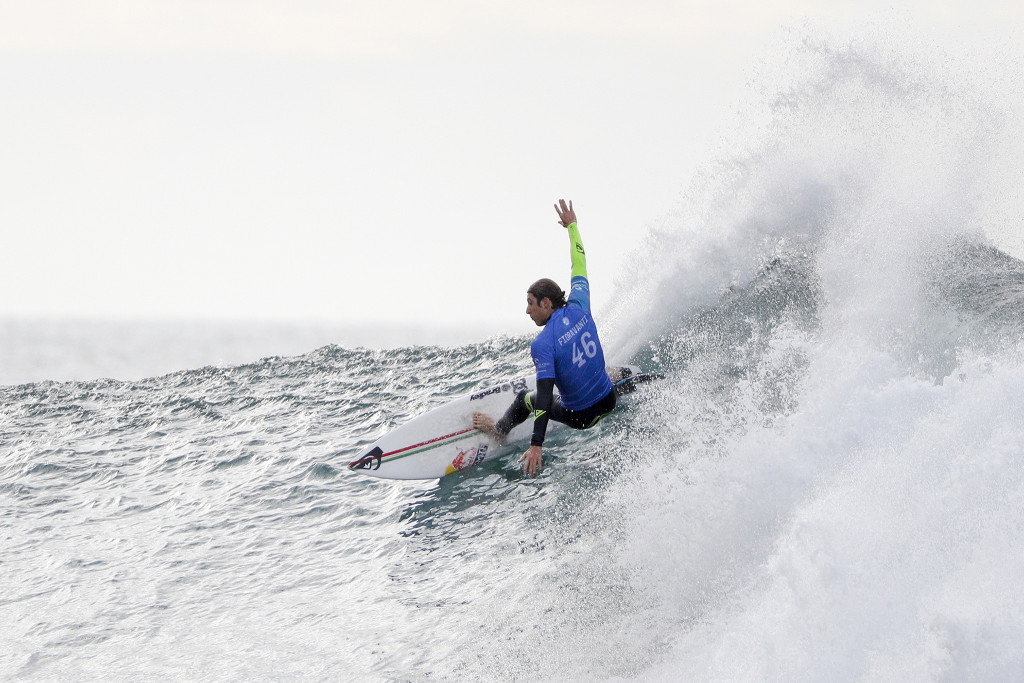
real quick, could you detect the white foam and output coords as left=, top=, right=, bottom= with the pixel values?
left=593, top=32, right=1024, bottom=679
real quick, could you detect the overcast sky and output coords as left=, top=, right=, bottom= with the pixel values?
left=2, top=1, right=1021, bottom=334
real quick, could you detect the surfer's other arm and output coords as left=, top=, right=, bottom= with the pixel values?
left=519, top=377, right=554, bottom=474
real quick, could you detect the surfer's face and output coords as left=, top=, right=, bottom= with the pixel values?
left=526, top=293, right=553, bottom=326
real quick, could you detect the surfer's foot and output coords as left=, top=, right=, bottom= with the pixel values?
left=472, top=412, right=507, bottom=443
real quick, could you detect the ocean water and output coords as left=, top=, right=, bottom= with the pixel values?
left=5, top=36, right=1024, bottom=680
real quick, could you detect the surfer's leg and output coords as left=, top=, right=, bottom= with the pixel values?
left=556, top=389, right=617, bottom=430
left=476, top=387, right=616, bottom=438
left=474, top=390, right=531, bottom=441
left=472, top=412, right=508, bottom=442
left=544, top=395, right=571, bottom=427
left=492, top=390, right=533, bottom=435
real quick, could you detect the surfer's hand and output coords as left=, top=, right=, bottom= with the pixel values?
left=519, top=445, right=543, bottom=474
left=554, top=199, right=576, bottom=228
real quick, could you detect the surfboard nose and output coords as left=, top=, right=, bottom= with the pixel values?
left=349, top=446, right=383, bottom=470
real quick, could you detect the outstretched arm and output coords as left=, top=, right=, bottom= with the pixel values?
left=555, top=198, right=588, bottom=280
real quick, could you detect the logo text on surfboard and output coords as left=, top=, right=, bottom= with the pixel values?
left=470, top=378, right=527, bottom=401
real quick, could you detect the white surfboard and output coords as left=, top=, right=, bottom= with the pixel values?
left=347, top=366, right=659, bottom=480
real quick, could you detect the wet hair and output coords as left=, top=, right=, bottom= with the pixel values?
left=527, top=278, right=566, bottom=309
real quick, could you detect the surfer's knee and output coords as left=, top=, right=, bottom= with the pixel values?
left=495, top=390, right=532, bottom=436
left=519, top=389, right=533, bottom=412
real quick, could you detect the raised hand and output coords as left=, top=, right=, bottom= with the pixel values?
left=554, top=199, right=576, bottom=228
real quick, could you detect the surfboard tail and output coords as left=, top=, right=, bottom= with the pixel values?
left=611, top=366, right=665, bottom=396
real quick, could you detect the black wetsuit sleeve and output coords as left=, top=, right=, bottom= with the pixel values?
left=531, top=378, right=555, bottom=447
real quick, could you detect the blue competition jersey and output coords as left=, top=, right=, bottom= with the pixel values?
left=530, top=275, right=613, bottom=411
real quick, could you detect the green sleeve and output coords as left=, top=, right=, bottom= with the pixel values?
left=567, top=222, right=588, bottom=279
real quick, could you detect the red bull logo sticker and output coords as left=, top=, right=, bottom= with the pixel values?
left=445, top=443, right=488, bottom=475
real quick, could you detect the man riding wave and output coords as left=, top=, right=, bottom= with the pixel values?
left=473, top=199, right=616, bottom=474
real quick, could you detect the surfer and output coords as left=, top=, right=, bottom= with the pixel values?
left=474, top=199, right=616, bottom=474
